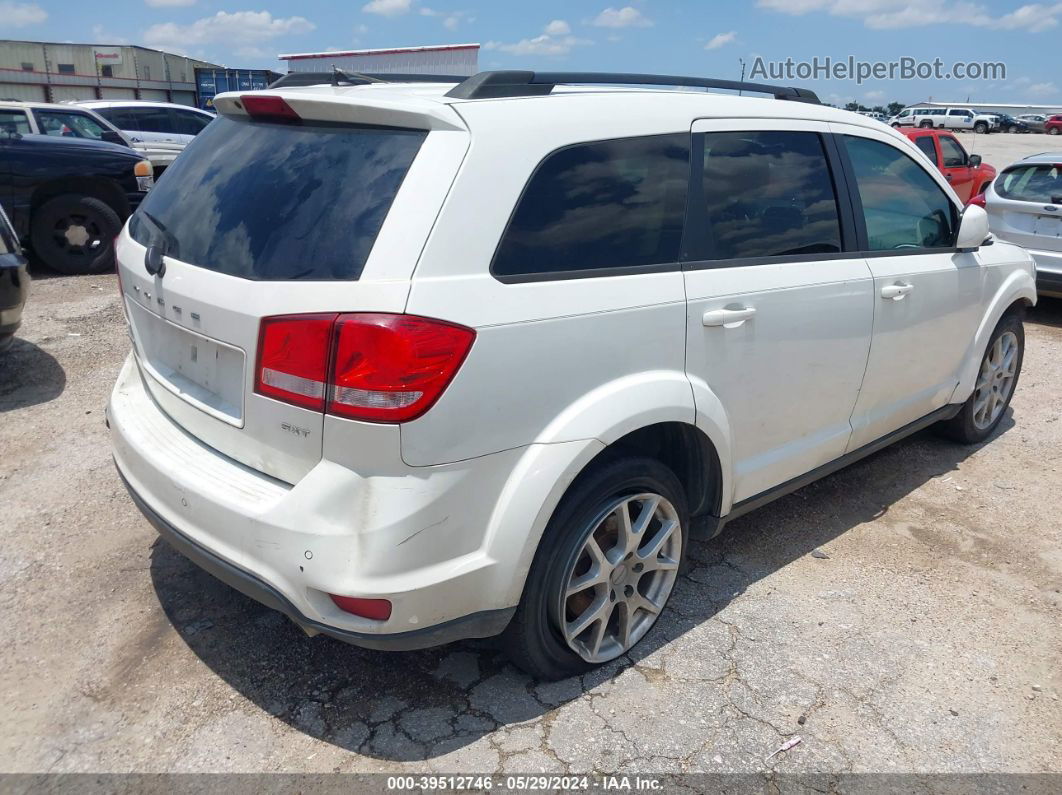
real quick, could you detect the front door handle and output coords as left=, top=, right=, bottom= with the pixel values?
left=702, top=306, right=757, bottom=327
left=881, top=282, right=914, bottom=300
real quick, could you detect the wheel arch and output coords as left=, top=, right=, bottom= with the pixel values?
left=31, top=177, right=129, bottom=219
left=954, top=268, right=1036, bottom=401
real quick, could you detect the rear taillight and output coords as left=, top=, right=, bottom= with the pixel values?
left=255, top=314, right=338, bottom=411
left=967, top=193, right=987, bottom=208
left=254, top=313, right=475, bottom=423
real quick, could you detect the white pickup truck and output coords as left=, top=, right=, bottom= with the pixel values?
left=890, top=107, right=1000, bottom=133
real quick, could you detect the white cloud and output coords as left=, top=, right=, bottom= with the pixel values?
left=0, top=1, right=46, bottom=27
left=865, top=89, right=885, bottom=101
left=758, top=0, right=1062, bottom=31
left=145, top=0, right=196, bottom=8
left=362, top=0, right=411, bottom=16
left=143, top=11, right=315, bottom=54
left=704, top=30, right=737, bottom=50
left=592, top=6, right=652, bottom=28
left=486, top=18, right=592, bottom=56
left=485, top=34, right=592, bottom=56
left=421, top=7, right=472, bottom=30
left=1025, top=81, right=1058, bottom=97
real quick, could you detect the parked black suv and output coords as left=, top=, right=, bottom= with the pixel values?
left=0, top=129, right=153, bottom=274
left=0, top=205, right=28, bottom=351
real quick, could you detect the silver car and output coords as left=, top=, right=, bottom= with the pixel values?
left=982, top=152, right=1062, bottom=296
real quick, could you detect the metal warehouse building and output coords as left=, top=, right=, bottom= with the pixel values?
left=0, top=39, right=222, bottom=106
left=279, top=43, right=479, bottom=76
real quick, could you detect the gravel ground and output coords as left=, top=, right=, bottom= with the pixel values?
left=1, top=133, right=1060, bottom=779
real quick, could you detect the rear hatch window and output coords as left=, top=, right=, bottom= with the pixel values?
left=997, top=163, right=1062, bottom=204
left=128, top=116, right=426, bottom=280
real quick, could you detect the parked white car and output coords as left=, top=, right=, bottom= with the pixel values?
left=74, top=100, right=214, bottom=174
left=0, top=100, right=130, bottom=146
left=108, top=72, right=1037, bottom=679
left=975, top=152, right=1062, bottom=297
left=890, top=106, right=999, bottom=133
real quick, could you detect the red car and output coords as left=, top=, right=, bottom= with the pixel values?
left=1046, top=115, right=1062, bottom=135
left=901, top=128, right=997, bottom=203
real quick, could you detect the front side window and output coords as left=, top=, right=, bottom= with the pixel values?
left=492, top=134, right=689, bottom=278
left=997, top=164, right=1062, bottom=203
left=34, top=110, right=108, bottom=140
left=913, top=136, right=937, bottom=162
left=0, top=109, right=31, bottom=135
left=844, top=135, right=956, bottom=251
left=938, top=136, right=967, bottom=168
left=694, top=130, right=842, bottom=261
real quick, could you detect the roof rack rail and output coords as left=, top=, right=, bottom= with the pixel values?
left=267, top=71, right=468, bottom=89
left=444, top=71, right=821, bottom=104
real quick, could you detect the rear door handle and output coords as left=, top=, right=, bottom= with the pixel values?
left=881, top=282, right=914, bottom=300
left=702, top=306, right=756, bottom=327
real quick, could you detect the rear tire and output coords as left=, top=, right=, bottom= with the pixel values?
left=1049, top=127, right=1060, bottom=135
left=936, top=312, right=1024, bottom=444
left=919, top=120, right=933, bottom=128
left=30, top=195, right=121, bottom=275
left=502, top=457, right=689, bottom=680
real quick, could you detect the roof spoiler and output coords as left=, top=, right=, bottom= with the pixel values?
left=444, top=71, right=821, bottom=104
left=268, top=70, right=468, bottom=89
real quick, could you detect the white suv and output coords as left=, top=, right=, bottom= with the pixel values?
left=108, top=71, right=1037, bottom=679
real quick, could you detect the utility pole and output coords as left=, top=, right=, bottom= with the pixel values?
left=738, top=58, right=746, bottom=95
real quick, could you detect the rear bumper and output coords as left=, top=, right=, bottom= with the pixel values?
left=118, top=467, right=514, bottom=650
left=107, top=353, right=539, bottom=650
left=1028, top=248, right=1062, bottom=296
left=0, top=254, right=29, bottom=338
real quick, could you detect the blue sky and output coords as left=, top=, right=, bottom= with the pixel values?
left=1, top=0, right=1059, bottom=105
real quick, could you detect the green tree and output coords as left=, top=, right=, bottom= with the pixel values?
left=887, top=101, right=905, bottom=116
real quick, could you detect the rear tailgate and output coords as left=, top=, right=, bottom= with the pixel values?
left=117, top=88, right=469, bottom=484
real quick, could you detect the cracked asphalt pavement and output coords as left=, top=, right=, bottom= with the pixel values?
left=2, top=277, right=1061, bottom=778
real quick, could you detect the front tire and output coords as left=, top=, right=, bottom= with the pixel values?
left=503, top=457, right=689, bottom=680
left=30, top=195, right=122, bottom=275
left=937, top=312, right=1024, bottom=444
left=1049, top=127, right=1060, bottom=135
left=974, top=122, right=988, bottom=134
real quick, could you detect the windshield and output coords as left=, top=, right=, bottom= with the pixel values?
left=997, top=164, right=1062, bottom=204
left=128, top=116, right=426, bottom=280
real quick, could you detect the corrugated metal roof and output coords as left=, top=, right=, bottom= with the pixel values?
left=279, top=43, right=480, bottom=61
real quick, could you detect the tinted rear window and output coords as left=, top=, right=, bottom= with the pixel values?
left=997, top=164, right=1062, bottom=204
left=491, top=134, right=689, bottom=279
left=129, top=116, right=426, bottom=280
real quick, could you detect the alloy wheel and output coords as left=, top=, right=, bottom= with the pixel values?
left=556, top=493, right=681, bottom=663
left=972, top=331, right=1018, bottom=430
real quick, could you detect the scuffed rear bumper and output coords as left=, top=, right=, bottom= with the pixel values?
left=107, top=352, right=528, bottom=650
left=118, top=467, right=514, bottom=650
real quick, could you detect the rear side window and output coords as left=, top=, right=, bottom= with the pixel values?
left=694, top=130, right=842, bottom=261
left=491, top=134, right=688, bottom=279
left=997, top=164, right=1062, bottom=203
left=0, top=109, right=31, bottom=135
left=843, top=136, right=956, bottom=250
left=129, top=116, right=426, bottom=281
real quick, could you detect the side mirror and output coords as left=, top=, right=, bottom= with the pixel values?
left=968, top=154, right=982, bottom=168
left=956, top=204, right=989, bottom=251
left=100, top=130, right=125, bottom=146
